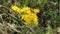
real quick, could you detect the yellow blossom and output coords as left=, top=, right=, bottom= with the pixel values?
left=21, top=7, right=31, bottom=14
left=22, top=15, right=30, bottom=21
left=11, top=5, right=21, bottom=13
left=34, top=8, right=40, bottom=14
left=22, top=13, right=38, bottom=26
left=11, top=6, right=39, bottom=26
left=33, top=18, right=38, bottom=25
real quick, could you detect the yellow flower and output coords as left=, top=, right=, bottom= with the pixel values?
left=22, top=13, right=38, bottom=26
left=11, top=6, right=39, bottom=26
left=21, top=7, right=31, bottom=14
left=33, top=18, right=38, bottom=25
left=34, top=8, right=40, bottom=14
left=22, top=15, right=30, bottom=21
left=11, top=5, right=21, bottom=13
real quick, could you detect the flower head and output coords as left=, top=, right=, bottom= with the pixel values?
left=34, top=8, right=40, bottom=14
left=22, top=13, right=38, bottom=26
left=11, top=6, right=39, bottom=26
left=11, top=5, right=21, bottom=13
left=21, top=7, right=31, bottom=14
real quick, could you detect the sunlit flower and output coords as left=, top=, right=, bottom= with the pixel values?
left=11, top=6, right=39, bottom=26
left=22, top=13, right=38, bottom=26
left=21, top=7, right=31, bottom=14
left=34, top=8, right=40, bottom=14
left=33, top=18, right=38, bottom=25
left=11, top=5, right=21, bottom=13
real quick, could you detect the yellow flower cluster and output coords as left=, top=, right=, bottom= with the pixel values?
left=11, top=5, right=21, bottom=13
left=11, top=6, right=40, bottom=26
left=22, top=13, right=38, bottom=26
left=21, top=7, right=31, bottom=14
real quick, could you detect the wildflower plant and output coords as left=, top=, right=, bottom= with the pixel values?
left=11, top=5, right=39, bottom=26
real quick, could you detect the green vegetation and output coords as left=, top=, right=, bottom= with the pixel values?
left=0, top=0, right=59, bottom=34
